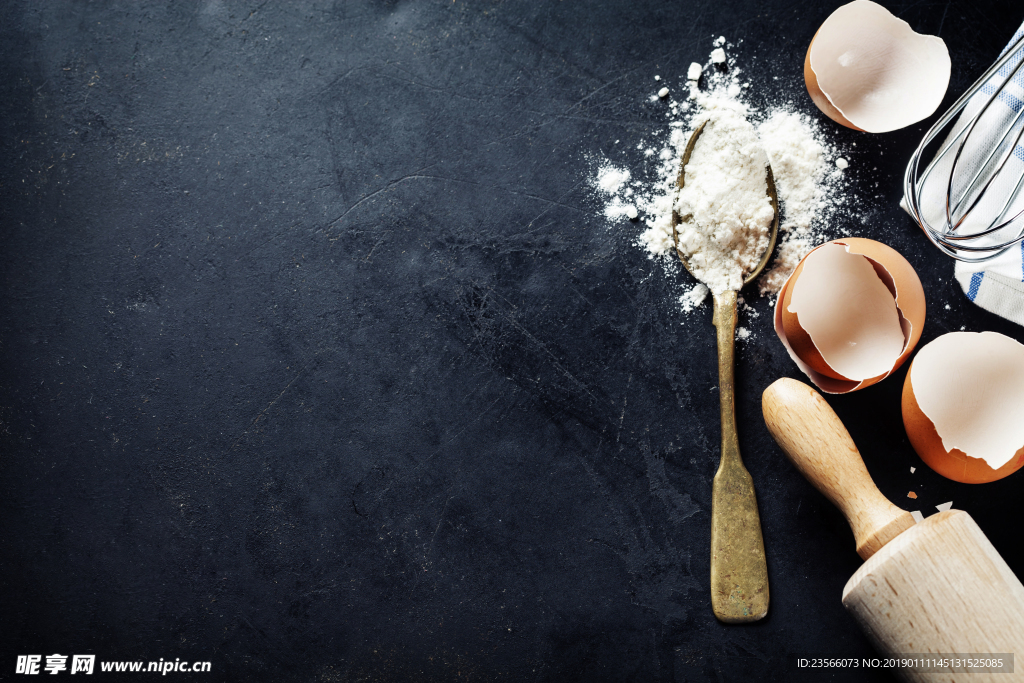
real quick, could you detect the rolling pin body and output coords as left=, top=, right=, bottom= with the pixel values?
left=763, top=378, right=1024, bottom=683
left=844, top=509, right=1024, bottom=681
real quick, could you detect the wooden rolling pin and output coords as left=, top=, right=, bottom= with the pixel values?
left=762, top=378, right=1024, bottom=683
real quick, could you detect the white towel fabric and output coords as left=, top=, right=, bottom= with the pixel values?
left=904, top=22, right=1024, bottom=325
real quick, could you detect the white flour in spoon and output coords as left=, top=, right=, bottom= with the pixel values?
left=673, top=105, right=774, bottom=294
left=592, top=40, right=852, bottom=312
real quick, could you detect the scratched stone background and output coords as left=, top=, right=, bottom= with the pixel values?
left=1, top=1, right=1022, bottom=681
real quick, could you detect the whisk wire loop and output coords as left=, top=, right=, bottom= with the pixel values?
left=905, top=32, right=1024, bottom=263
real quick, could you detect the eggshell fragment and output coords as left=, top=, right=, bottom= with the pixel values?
left=902, top=332, right=1024, bottom=484
left=774, top=238, right=926, bottom=394
left=804, top=0, right=950, bottom=133
left=784, top=243, right=904, bottom=381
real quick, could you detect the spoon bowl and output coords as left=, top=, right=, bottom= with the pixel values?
left=671, top=120, right=781, bottom=285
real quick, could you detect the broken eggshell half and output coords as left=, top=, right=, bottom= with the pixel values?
left=804, top=0, right=950, bottom=133
left=903, top=331, right=1024, bottom=484
left=774, top=238, right=925, bottom=394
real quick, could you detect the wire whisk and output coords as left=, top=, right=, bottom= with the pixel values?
left=904, top=31, right=1024, bottom=263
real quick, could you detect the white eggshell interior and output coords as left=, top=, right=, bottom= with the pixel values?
left=911, top=331, right=1024, bottom=470
left=788, top=243, right=905, bottom=381
left=810, top=0, right=950, bottom=133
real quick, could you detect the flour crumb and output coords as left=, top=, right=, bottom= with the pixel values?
left=596, top=165, right=630, bottom=195
left=655, top=75, right=662, bottom=81
left=680, top=283, right=710, bottom=312
left=604, top=198, right=633, bottom=221
left=658, top=87, right=670, bottom=99
left=736, top=326, right=751, bottom=340
left=836, top=157, right=849, bottom=170
left=687, top=62, right=703, bottom=81
left=625, top=205, right=638, bottom=220
left=714, top=36, right=726, bottom=47
left=711, top=48, right=727, bottom=64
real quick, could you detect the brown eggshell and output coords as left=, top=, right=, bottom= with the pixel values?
left=803, top=1, right=950, bottom=133
left=804, top=32, right=863, bottom=132
left=774, top=238, right=926, bottom=394
left=903, top=361, right=1024, bottom=484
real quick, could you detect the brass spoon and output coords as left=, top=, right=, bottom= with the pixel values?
left=672, top=120, right=779, bottom=623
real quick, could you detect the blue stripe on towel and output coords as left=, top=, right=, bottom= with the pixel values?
left=979, top=36, right=1024, bottom=159
left=978, top=83, right=1024, bottom=112
left=976, top=81, right=1024, bottom=161
left=968, top=271, right=985, bottom=300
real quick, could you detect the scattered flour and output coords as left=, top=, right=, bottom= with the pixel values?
left=758, top=237, right=815, bottom=297
left=758, top=112, right=824, bottom=236
left=737, top=295, right=758, bottom=317
left=756, top=110, right=838, bottom=296
left=590, top=37, right=853, bottom=317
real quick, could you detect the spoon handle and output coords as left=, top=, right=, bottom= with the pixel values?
left=709, top=290, right=769, bottom=623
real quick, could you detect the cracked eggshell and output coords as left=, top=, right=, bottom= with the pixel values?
left=804, top=0, right=950, bottom=133
left=903, top=332, right=1024, bottom=484
left=774, top=238, right=925, bottom=394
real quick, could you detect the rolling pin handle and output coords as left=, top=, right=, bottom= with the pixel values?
left=762, top=378, right=915, bottom=560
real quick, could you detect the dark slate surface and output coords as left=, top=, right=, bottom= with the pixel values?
left=2, top=1, right=1022, bottom=681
